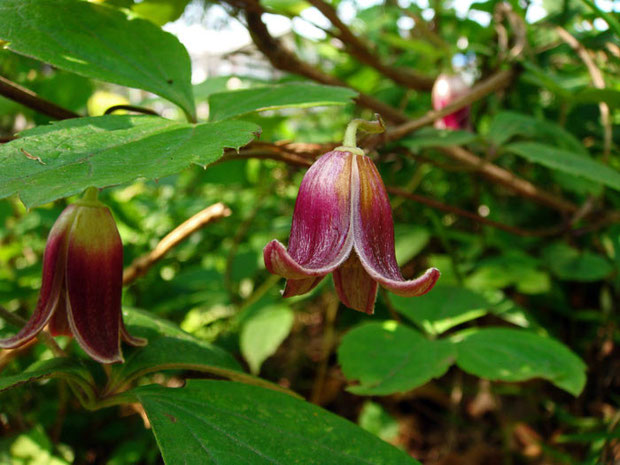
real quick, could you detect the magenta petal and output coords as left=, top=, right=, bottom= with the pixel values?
left=282, top=276, right=324, bottom=298
left=333, top=254, right=378, bottom=314
left=65, top=205, right=123, bottom=364
left=264, top=150, right=354, bottom=279
left=352, top=155, right=440, bottom=297
left=0, top=206, right=75, bottom=349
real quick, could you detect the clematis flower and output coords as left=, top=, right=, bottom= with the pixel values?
left=0, top=188, right=145, bottom=363
left=432, top=73, right=470, bottom=130
left=264, top=119, right=440, bottom=314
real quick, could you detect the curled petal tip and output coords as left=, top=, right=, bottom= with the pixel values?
left=263, top=239, right=344, bottom=280
left=381, top=267, right=440, bottom=298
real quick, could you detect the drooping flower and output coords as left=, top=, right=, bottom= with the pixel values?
left=432, top=73, right=470, bottom=130
left=0, top=188, right=145, bottom=363
left=264, top=119, right=440, bottom=314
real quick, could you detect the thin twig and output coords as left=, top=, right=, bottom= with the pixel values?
left=0, top=75, right=79, bottom=120
left=122, top=203, right=232, bottom=286
left=0, top=305, right=26, bottom=327
left=306, top=0, right=434, bottom=90
left=556, top=26, right=612, bottom=162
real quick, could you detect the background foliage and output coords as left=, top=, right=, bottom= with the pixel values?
left=0, top=0, right=618, bottom=463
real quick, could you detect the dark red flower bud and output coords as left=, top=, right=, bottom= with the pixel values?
left=0, top=188, right=145, bottom=363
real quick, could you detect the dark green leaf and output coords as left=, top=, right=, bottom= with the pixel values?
left=338, top=321, right=456, bottom=395
left=390, top=286, right=489, bottom=335
left=401, top=127, right=477, bottom=153
left=506, top=142, right=620, bottom=191
left=108, top=308, right=244, bottom=390
left=0, top=0, right=195, bottom=116
left=573, top=88, right=620, bottom=107
left=453, top=328, right=586, bottom=396
left=134, top=380, right=420, bottom=465
left=240, top=305, right=294, bottom=374
left=465, top=253, right=551, bottom=295
left=0, top=358, right=93, bottom=393
left=394, top=225, right=430, bottom=264
left=543, top=243, right=614, bottom=282
left=488, top=112, right=586, bottom=154
left=0, top=115, right=259, bottom=207
left=208, top=83, right=357, bottom=121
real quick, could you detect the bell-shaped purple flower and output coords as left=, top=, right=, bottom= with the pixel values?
left=432, top=73, right=470, bottom=130
left=264, top=142, right=440, bottom=314
left=0, top=189, right=145, bottom=363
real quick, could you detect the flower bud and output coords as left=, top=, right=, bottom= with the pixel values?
left=432, top=73, right=470, bottom=130
left=0, top=189, right=145, bottom=363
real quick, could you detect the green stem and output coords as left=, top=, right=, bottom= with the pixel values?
left=338, top=114, right=385, bottom=153
left=82, top=186, right=99, bottom=202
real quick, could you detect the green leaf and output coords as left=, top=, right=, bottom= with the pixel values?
left=0, top=357, right=93, bottom=393
left=390, top=286, right=489, bottom=335
left=261, top=0, right=310, bottom=16
left=193, top=76, right=233, bottom=100
left=0, top=115, right=259, bottom=207
left=488, top=112, right=586, bottom=154
left=358, top=401, right=400, bottom=442
left=506, top=142, right=620, bottom=192
left=132, top=0, right=191, bottom=26
left=465, top=253, right=551, bottom=295
left=542, top=243, right=614, bottom=282
left=208, top=83, right=358, bottom=121
left=573, top=88, right=620, bottom=108
left=401, top=127, right=478, bottom=153
left=134, top=380, right=420, bottom=465
left=8, top=426, right=71, bottom=465
left=0, top=0, right=195, bottom=117
left=394, top=224, right=430, bottom=264
left=240, top=305, right=294, bottom=374
left=107, top=308, right=244, bottom=390
left=453, top=328, right=586, bottom=396
left=338, top=321, right=456, bottom=395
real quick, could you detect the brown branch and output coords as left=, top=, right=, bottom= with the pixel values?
left=386, top=186, right=566, bottom=237
left=306, top=0, right=434, bottom=90
left=243, top=7, right=409, bottom=123
left=0, top=75, right=79, bottom=120
left=436, top=146, right=578, bottom=214
left=380, top=68, right=515, bottom=143
left=122, top=203, right=232, bottom=286
left=556, top=26, right=612, bottom=162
